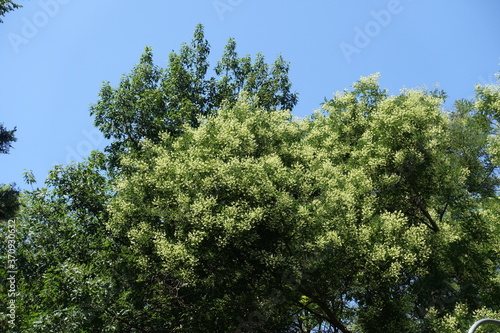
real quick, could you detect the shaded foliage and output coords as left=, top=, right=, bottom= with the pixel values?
left=0, top=183, right=19, bottom=220
left=0, top=124, right=19, bottom=220
left=0, top=124, right=17, bottom=154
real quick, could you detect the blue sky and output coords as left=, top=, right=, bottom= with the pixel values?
left=1, top=0, right=499, bottom=189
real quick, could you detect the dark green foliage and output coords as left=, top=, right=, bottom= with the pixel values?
left=0, top=124, right=19, bottom=219
left=90, top=24, right=298, bottom=166
left=0, top=0, right=22, bottom=22
left=0, top=124, right=17, bottom=154
left=0, top=183, right=19, bottom=220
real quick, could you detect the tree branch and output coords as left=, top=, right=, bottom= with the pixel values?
left=410, top=196, right=440, bottom=232
left=294, top=283, right=352, bottom=333
left=439, top=202, right=449, bottom=222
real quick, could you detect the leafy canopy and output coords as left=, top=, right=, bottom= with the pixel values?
left=2, top=24, right=500, bottom=333
left=105, top=75, right=500, bottom=332
left=90, top=24, right=298, bottom=166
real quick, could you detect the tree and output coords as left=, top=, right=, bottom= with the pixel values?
left=3, top=25, right=299, bottom=332
left=90, top=24, right=298, bottom=167
left=6, top=154, right=155, bottom=332
left=4, top=24, right=499, bottom=331
left=310, top=76, right=500, bottom=332
left=0, top=0, right=22, bottom=23
left=0, top=124, right=19, bottom=220
left=0, top=183, right=19, bottom=220
left=7, top=71, right=500, bottom=332
left=0, top=124, right=17, bottom=154
left=105, top=76, right=500, bottom=332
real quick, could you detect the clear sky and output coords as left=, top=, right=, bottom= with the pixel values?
left=1, top=0, right=499, bottom=189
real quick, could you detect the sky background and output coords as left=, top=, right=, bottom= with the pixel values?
left=1, top=0, right=499, bottom=189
